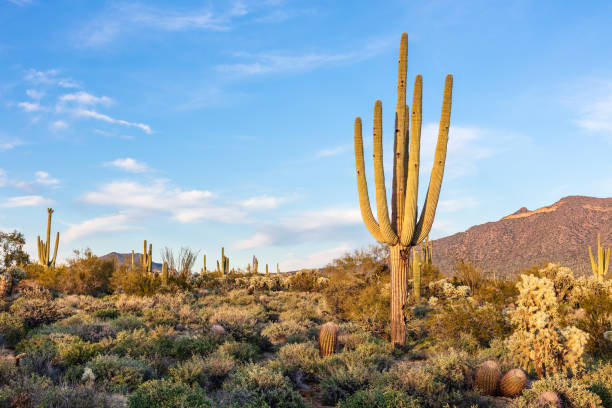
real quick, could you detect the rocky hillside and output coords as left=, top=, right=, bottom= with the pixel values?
left=430, top=196, right=612, bottom=277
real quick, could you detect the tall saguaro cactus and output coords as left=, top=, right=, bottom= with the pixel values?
left=37, top=208, right=60, bottom=268
left=140, top=240, right=153, bottom=273
left=353, top=33, right=453, bottom=346
left=589, top=234, right=610, bottom=281
left=252, top=255, right=259, bottom=274
left=218, top=247, right=229, bottom=275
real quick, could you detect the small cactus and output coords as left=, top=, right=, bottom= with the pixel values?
left=536, top=391, right=562, bottom=408
left=162, top=261, right=169, bottom=285
left=589, top=233, right=610, bottom=281
left=475, top=360, right=501, bottom=396
left=499, top=368, right=527, bottom=397
left=140, top=240, right=153, bottom=273
left=319, top=322, right=338, bottom=357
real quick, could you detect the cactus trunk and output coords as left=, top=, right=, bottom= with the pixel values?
left=390, top=246, right=409, bottom=344
left=162, top=261, right=169, bottom=285
left=37, top=208, right=59, bottom=268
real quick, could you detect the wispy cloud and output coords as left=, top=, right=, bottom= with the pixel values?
left=63, top=212, right=140, bottom=242
left=575, top=90, right=612, bottom=133
left=18, top=101, right=45, bottom=112
left=216, top=38, right=391, bottom=76
left=1, top=195, right=51, bottom=208
left=280, top=243, right=353, bottom=270
left=77, top=2, right=250, bottom=47
left=104, top=158, right=151, bottom=173
left=51, top=120, right=68, bottom=131
left=239, top=194, right=286, bottom=210
left=0, top=140, right=23, bottom=151
left=35, top=171, right=59, bottom=186
left=58, top=91, right=113, bottom=107
left=7, top=0, right=33, bottom=6
left=26, top=89, right=44, bottom=99
left=73, top=109, right=151, bottom=134
left=24, top=69, right=79, bottom=88
left=315, top=145, right=350, bottom=158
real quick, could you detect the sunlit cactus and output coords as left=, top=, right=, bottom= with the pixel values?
left=420, top=236, right=433, bottom=265
left=412, top=250, right=422, bottom=302
left=319, top=322, right=338, bottom=357
left=201, top=254, right=207, bottom=274
left=588, top=233, right=610, bottom=281
left=252, top=255, right=259, bottom=274
left=131, top=250, right=135, bottom=270
left=475, top=360, right=500, bottom=396
left=266, top=264, right=269, bottom=275
left=353, top=33, right=453, bottom=345
left=37, top=208, right=60, bottom=268
left=277, top=263, right=280, bottom=274
left=218, top=247, right=229, bottom=275
left=499, top=368, right=527, bottom=397
left=162, top=261, right=169, bottom=285
left=140, top=240, right=152, bottom=273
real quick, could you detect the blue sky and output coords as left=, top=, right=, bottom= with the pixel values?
left=1, top=0, right=611, bottom=270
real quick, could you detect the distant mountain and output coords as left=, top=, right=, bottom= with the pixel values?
left=430, top=196, right=612, bottom=277
left=100, top=252, right=163, bottom=272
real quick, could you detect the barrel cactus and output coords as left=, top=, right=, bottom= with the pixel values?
left=475, top=360, right=501, bottom=396
left=319, top=322, right=338, bottom=357
left=499, top=368, right=527, bottom=397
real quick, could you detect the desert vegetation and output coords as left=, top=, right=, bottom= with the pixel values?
left=0, top=33, right=611, bottom=408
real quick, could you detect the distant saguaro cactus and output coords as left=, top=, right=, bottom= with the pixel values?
left=319, top=322, right=338, bottom=357
left=589, top=233, right=610, bottom=281
left=353, top=33, right=453, bottom=346
left=421, top=237, right=433, bottom=265
left=252, top=255, right=259, bottom=274
left=277, top=263, right=280, bottom=274
left=201, top=254, right=207, bottom=274
left=218, top=247, right=229, bottom=275
left=37, top=208, right=60, bottom=268
left=411, top=250, right=422, bottom=302
left=140, top=240, right=153, bottom=273
left=266, top=264, right=269, bottom=275
left=162, top=261, right=169, bottom=285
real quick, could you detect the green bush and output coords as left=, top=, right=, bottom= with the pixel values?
left=584, top=362, right=612, bottom=408
left=87, top=354, right=154, bottom=392
left=338, top=389, right=422, bottom=408
left=94, top=308, right=121, bottom=319
left=511, top=374, right=602, bottom=408
left=128, top=379, right=210, bottom=408
left=0, top=312, right=26, bottom=347
left=9, top=287, right=62, bottom=327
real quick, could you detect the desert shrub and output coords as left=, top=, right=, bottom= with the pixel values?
left=286, top=269, right=320, bottom=292
left=9, top=286, right=62, bottom=327
left=87, top=354, right=154, bottom=392
left=111, top=267, right=162, bottom=296
left=128, top=379, right=210, bottom=408
left=0, top=311, right=26, bottom=347
left=51, top=333, right=100, bottom=366
left=452, top=259, right=485, bottom=296
left=428, top=299, right=510, bottom=348
left=217, top=341, right=259, bottom=363
left=110, top=314, right=147, bottom=332
left=143, top=307, right=178, bottom=327
left=338, top=388, right=422, bottom=408
left=510, top=374, right=602, bottom=408
left=221, top=364, right=305, bottom=408
left=170, top=351, right=234, bottom=389
left=0, top=358, right=17, bottom=386
left=14, top=336, right=59, bottom=379
left=583, top=362, right=612, bottom=407
left=320, top=369, right=367, bottom=406
left=269, top=342, right=321, bottom=383
left=95, top=308, right=121, bottom=319
left=173, top=335, right=218, bottom=361
left=507, top=274, right=589, bottom=378
left=261, top=319, right=310, bottom=344
left=114, top=295, right=155, bottom=314
left=571, top=277, right=612, bottom=358
left=62, top=249, right=114, bottom=295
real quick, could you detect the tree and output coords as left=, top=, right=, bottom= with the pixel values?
left=0, top=230, right=30, bottom=268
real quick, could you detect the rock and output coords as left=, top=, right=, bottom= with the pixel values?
left=210, top=324, right=226, bottom=337
left=536, top=391, right=563, bottom=408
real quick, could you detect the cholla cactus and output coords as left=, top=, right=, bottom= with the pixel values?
left=506, top=274, right=589, bottom=378
left=0, top=266, right=25, bottom=298
left=537, top=263, right=575, bottom=302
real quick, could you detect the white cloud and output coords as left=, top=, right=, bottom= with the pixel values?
left=59, top=91, right=113, bottom=106
left=80, top=179, right=243, bottom=223
left=216, top=38, right=391, bottom=76
left=0, top=140, right=23, bottom=151
left=280, top=244, right=353, bottom=270
left=316, top=145, right=349, bottom=158
left=239, top=194, right=286, bottom=210
left=7, top=0, right=33, bottom=5
left=63, top=212, right=138, bottom=242
left=26, top=89, right=44, bottom=99
left=0, top=169, right=6, bottom=187
left=235, top=232, right=274, bottom=250
left=35, top=171, right=60, bottom=186
left=576, top=93, right=612, bottom=133
left=74, top=108, right=151, bottom=134
left=51, top=120, right=68, bottom=131
left=1, top=195, right=51, bottom=208
left=24, top=69, right=78, bottom=88
left=105, top=158, right=151, bottom=173
left=18, top=101, right=44, bottom=112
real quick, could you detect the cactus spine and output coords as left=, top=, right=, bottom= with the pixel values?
left=589, top=233, right=610, bottom=281
left=412, top=250, right=422, bottom=302
left=37, top=208, right=59, bottom=268
left=140, top=240, right=152, bottom=273
left=319, top=322, right=338, bottom=357
left=162, top=261, right=169, bottom=285
left=353, top=33, right=453, bottom=346
left=475, top=360, right=501, bottom=396
left=499, top=368, right=527, bottom=397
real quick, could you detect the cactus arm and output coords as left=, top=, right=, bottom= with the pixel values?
left=393, top=32, right=409, bottom=234
left=400, top=75, right=423, bottom=245
left=412, top=74, right=453, bottom=245
left=597, top=234, right=603, bottom=278
left=373, top=100, right=399, bottom=244
left=50, top=232, right=59, bottom=267
left=589, top=246, right=597, bottom=277
left=354, top=117, right=385, bottom=242
left=604, top=248, right=610, bottom=277
left=37, top=236, right=45, bottom=265
left=45, top=208, right=53, bottom=262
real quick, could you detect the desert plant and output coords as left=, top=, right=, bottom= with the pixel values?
left=0, top=312, right=26, bottom=347
left=412, top=250, right=422, bottom=302
left=499, top=368, right=527, bottom=397
left=510, top=374, right=602, bottom=408
left=37, top=208, right=60, bottom=268
left=475, top=360, right=500, bottom=396
left=506, top=274, right=589, bottom=378
left=217, top=247, right=229, bottom=275
left=319, top=322, right=339, bottom=357
left=352, top=33, right=453, bottom=345
left=589, top=233, right=610, bottom=281
left=129, top=379, right=210, bottom=408
left=141, top=240, right=153, bottom=273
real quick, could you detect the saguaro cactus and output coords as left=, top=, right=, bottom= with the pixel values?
left=162, top=261, right=169, bottom=285
left=37, top=208, right=59, bottom=268
left=252, top=255, right=259, bottom=274
left=131, top=250, right=135, bottom=270
left=201, top=254, right=207, bottom=274
left=140, top=240, right=152, bottom=273
left=277, top=263, right=280, bottom=274
left=421, top=237, right=433, bottom=265
left=218, top=247, right=229, bottom=275
left=353, top=33, right=453, bottom=346
left=266, top=264, right=269, bottom=275
left=412, top=250, right=422, bottom=302
left=589, top=233, right=610, bottom=281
